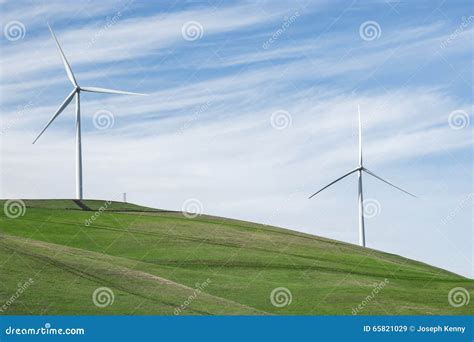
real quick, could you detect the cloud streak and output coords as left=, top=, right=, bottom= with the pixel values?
left=0, top=0, right=472, bottom=277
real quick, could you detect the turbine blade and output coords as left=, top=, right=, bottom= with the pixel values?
left=309, top=168, right=360, bottom=199
left=32, top=89, right=76, bottom=144
left=363, top=168, right=417, bottom=198
left=80, top=86, right=148, bottom=96
left=48, top=23, right=77, bottom=86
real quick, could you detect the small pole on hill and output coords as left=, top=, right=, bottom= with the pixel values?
left=123, top=192, right=127, bottom=203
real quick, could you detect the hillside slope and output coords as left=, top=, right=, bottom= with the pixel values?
left=0, top=199, right=472, bottom=315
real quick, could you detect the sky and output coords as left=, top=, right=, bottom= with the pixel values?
left=0, top=0, right=472, bottom=277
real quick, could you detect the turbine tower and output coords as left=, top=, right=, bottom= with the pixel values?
left=308, top=105, right=416, bottom=247
left=33, top=24, right=146, bottom=200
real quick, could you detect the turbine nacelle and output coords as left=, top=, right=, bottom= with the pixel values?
left=308, top=105, right=416, bottom=247
left=33, top=24, right=147, bottom=145
left=308, top=166, right=416, bottom=200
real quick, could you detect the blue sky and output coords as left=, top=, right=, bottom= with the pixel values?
left=0, top=0, right=472, bottom=277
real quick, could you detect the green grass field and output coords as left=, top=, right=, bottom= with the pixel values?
left=0, top=199, right=472, bottom=315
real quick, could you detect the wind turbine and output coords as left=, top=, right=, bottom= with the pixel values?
left=308, top=105, right=416, bottom=247
left=33, top=24, right=146, bottom=200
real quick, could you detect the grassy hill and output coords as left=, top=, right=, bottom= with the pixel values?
left=0, top=199, right=472, bottom=315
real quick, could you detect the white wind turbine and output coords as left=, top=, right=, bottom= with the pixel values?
left=308, top=105, right=416, bottom=247
left=33, top=24, right=147, bottom=200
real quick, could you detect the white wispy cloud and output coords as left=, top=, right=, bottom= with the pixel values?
left=0, top=0, right=472, bottom=277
